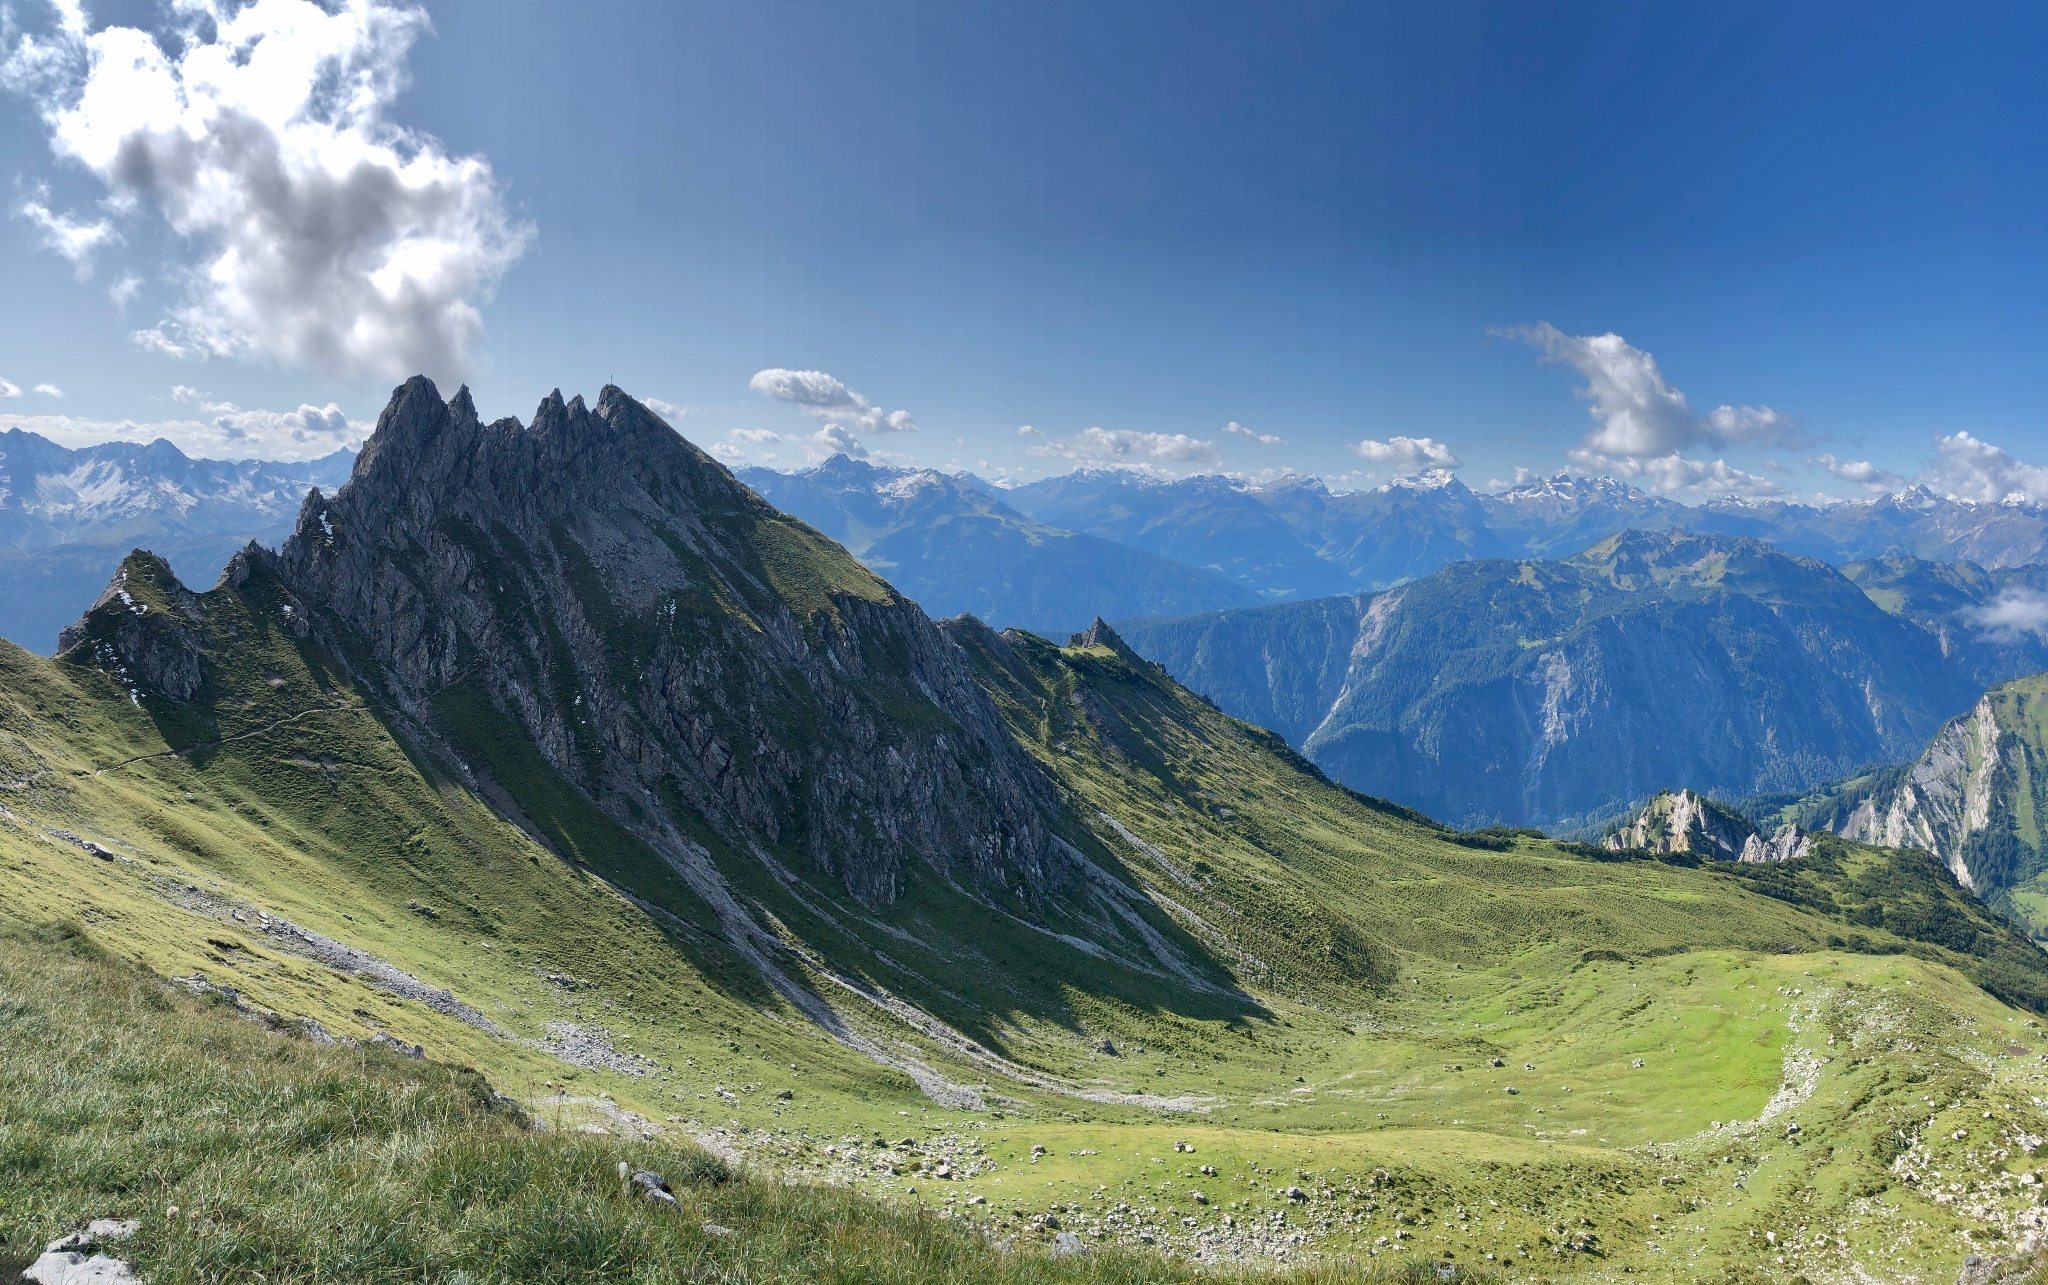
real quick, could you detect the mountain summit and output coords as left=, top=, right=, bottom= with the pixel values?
left=265, top=377, right=1064, bottom=907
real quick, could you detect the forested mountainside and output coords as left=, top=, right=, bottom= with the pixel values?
left=1121, top=531, right=2042, bottom=829
left=6, top=381, right=2047, bottom=1279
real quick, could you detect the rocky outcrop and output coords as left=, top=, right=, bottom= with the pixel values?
left=266, top=377, right=1066, bottom=907
left=56, top=550, right=206, bottom=701
left=1739, top=824, right=1813, bottom=864
left=1606, top=789, right=1756, bottom=859
left=1606, top=788, right=1812, bottom=862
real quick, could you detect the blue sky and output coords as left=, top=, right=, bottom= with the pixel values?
left=3, top=1, right=2045, bottom=502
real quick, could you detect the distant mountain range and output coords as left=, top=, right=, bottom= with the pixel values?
left=10, top=433, right=2048, bottom=708
left=734, top=456, right=1255, bottom=635
left=1120, top=530, right=2048, bottom=830
left=1005, top=466, right=2048, bottom=596
left=0, top=427, right=354, bottom=652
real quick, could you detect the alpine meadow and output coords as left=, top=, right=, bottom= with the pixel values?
left=7, top=4, right=2048, bottom=1284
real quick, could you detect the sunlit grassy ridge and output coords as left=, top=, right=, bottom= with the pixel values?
left=4, top=548, right=2048, bottom=1279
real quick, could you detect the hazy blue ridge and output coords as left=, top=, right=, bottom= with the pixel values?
left=736, top=457, right=1257, bottom=635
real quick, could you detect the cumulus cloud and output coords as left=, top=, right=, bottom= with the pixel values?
left=1567, top=447, right=1787, bottom=500
left=0, top=378, right=19, bottom=398
left=810, top=422, right=868, bottom=459
left=1502, top=322, right=1801, bottom=461
left=729, top=428, right=781, bottom=444
left=1923, top=431, right=2048, bottom=506
left=1637, top=454, right=1787, bottom=499
left=107, top=272, right=140, bottom=308
left=32, top=383, right=63, bottom=397
left=0, top=402, right=367, bottom=460
left=1029, top=427, right=1221, bottom=468
left=2, top=0, right=531, bottom=380
left=749, top=368, right=915, bottom=435
left=1016, top=424, right=1042, bottom=436
left=642, top=397, right=688, bottom=421
left=1349, top=434, right=1461, bottom=474
left=1812, top=452, right=1905, bottom=492
left=170, top=384, right=202, bottom=402
left=1224, top=420, right=1285, bottom=446
left=19, top=193, right=116, bottom=277
left=1967, top=588, right=2048, bottom=643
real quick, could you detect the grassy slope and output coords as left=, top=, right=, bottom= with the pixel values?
left=4, top=558, right=2048, bottom=1279
left=0, top=920, right=1477, bottom=1285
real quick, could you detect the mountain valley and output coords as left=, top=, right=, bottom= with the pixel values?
left=5, top=382, right=2048, bottom=1281
left=1121, top=530, right=2048, bottom=830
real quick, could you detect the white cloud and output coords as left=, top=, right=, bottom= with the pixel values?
left=1812, top=452, right=1905, bottom=492
left=32, top=383, right=63, bottom=397
left=809, top=422, right=868, bottom=459
left=1705, top=403, right=1800, bottom=445
left=1029, top=426, right=1221, bottom=468
left=170, top=384, right=202, bottom=403
left=107, top=272, right=140, bottom=307
left=749, top=368, right=915, bottom=435
left=1564, top=445, right=1787, bottom=499
left=708, top=427, right=782, bottom=463
left=1923, top=431, right=2048, bottom=506
left=1224, top=420, right=1286, bottom=446
left=0, top=378, right=19, bottom=398
left=1016, top=424, right=1042, bottom=436
left=0, top=402, right=366, bottom=460
left=1967, top=588, right=2048, bottom=642
left=18, top=194, right=116, bottom=277
left=1502, top=322, right=1800, bottom=463
left=642, top=397, right=688, bottom=420
left=3, top=0, right=531, bottom=381
left=1639, top=454, right=1786, bottom=499
left=1349, top=434, right=1460, bottom=474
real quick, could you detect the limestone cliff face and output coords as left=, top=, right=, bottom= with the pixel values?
left=1831, top=697, right=2001, bottom=887
left=267, top=377, right=1066, bottom=906
left=1738, top=825, right=1813, bottom=865
left=1795, top=675, right=2048, bottom=901
left=1606, top=789, right=1754, bottom=858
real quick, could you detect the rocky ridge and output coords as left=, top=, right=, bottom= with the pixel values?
left=1604, top=788, right=1812, bottom=863
left=268, top=379, right=1072, bottom=906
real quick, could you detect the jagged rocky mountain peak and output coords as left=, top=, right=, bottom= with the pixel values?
left=1069, top=616, right=1122, bottom=649
left=267, top=375, right=1068, bottom=908
left=1605, top=787, right=1812, bottom=863
left=57, top=549, right=209, bottom=702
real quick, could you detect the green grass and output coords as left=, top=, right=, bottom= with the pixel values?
left=1, top=919, right=1509, bottom=1285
